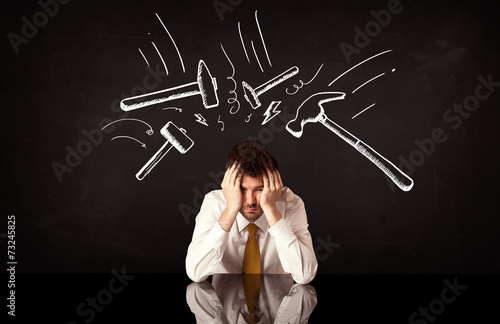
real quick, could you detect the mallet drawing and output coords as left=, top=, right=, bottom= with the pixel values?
left=286, top=92, right=414, bottom=191
left=120, top=60, right=219, bottom=111
left=242, top=66, right=299, bottom=109
left=136, top=122, right=194, bottom=180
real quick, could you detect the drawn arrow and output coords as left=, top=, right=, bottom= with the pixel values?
left=101, top=118, right=154, bottom=135
left=111, top=136, right=147, bottom=148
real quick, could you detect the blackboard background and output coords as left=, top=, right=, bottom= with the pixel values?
left=2, top=0, right=500, bottom=276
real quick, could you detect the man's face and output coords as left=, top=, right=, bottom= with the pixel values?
left=239, top=174, right=264, bottom=222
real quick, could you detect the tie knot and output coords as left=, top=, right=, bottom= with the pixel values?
left=246, top=223, right=259, bottom=237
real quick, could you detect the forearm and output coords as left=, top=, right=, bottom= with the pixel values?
left=186, top=221, right=230, bottom=282
left=218, top=206, right=239, bottom=232
left=268, top=220, right=318, bottom=284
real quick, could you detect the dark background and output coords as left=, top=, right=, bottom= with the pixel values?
left=2, top=0, right=500, bottom=276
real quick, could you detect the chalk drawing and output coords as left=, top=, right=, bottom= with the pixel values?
left=286, top=92, right=414, bottom=191
left=220, top=43, right=241, bottom=114
left=218, top=115, right=225, bottom=131
left=111, top=136, right=147, bottom=149
left=138, top=48, right=150, bottom=67
left=351, top=103, right=376, bottom=119
left=120, top=60, right=219, bottom=111
left=136, top=122, right=194, bottom=181
left=286, top=64, right=324, bottom=95
left=101, top=118, right=154, bottom=135
left=151, top=41, right=169, bottom=75
left=155, top=13, right=185, bottom=73
left=262, top=101, right=282, bottom=125
left=328, top=50, right=392, bottom=87
left=242, top=66, right=299, bottom=109
left=194, top=113, right=209, bottom=126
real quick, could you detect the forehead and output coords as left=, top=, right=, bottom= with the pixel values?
left=240, top=175, right=264, bottom=188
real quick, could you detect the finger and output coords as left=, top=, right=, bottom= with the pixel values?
left=275, top=170, right=283, bottom=188
left=221, top=163, right=235, bottom=188
left=266, top=168, right=275, bottom=191
left=262, top=171, right=270, bottom=190
left=229, top=163, right=240, bottom=186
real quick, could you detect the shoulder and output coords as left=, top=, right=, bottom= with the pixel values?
left=204, top=189, right=225, bottom=204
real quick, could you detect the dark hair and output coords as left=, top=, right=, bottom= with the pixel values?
left=225, top=141, right=278, bottom=177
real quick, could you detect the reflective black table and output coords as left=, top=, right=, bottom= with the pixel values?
left=4, top=273, right=499, bottom=323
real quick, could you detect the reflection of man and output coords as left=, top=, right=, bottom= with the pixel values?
left=186, top=274, right=318, bottom=324
left=186, top=141, right=317, bottom=284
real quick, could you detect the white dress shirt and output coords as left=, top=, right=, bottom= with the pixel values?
left=186, top=274, right=318, bottom=323
left=185, top=187, right=318, bottom=284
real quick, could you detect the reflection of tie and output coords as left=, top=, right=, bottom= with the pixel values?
left=243, top=223, right=260, bottom=274
left=243, top=274, right=261, bottom=324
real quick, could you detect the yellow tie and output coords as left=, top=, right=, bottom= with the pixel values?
left=243, top=223, right=261, bottom=274
left=243, top=274, right=261, bottom=324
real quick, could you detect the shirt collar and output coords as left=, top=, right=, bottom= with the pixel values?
left=236, top=212, right=269, bottom=233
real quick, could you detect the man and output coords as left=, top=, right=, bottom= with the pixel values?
left=185, top=141, right=317, bottom=284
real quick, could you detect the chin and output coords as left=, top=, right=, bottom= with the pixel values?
left=241, top=211, right=263, bottom=222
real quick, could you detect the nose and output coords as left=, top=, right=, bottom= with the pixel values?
left=244, top=190, right=256, bottom=206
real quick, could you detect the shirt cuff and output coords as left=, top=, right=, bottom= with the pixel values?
left=268, top=218, right=297, bottom=247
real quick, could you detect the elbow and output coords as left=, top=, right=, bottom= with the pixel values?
left=292, top=258, right=318, bottom=285
left=186, top=267, right=208, bottom=283
left=185, top=257, right=209, bottom=283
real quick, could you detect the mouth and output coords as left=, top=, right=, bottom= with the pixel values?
left=244, top=208, right=258, bottom=213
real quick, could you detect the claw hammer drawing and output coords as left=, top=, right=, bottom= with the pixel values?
left=286, top=92, right=414, bottom=191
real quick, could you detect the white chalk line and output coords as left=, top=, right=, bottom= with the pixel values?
left=328, top=49, right=393, bottom=86
left=155, top=13, right=185, bottom=73
left=251, top=41, right=264, bottom=72
left=255, top=10, right=272, bottom=67
left=352, top=72, right=386, bottom=93
left=138, top=48, right=150, bottom=67
left=351, top=103, right=376, bottom=119
left=238, top=22, right=251, bottom=64
left=151, top=41, right=168, bottom=75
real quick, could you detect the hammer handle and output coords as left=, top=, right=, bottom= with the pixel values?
left=136, top=141, right=173, bottom=180
left=320, top=116, right=414, bottom=191
left=121, top=82, right=199, bottom=111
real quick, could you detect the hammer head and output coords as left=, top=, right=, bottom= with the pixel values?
left=197, top=60, right=219, bottom=109
left=242, top=81, right=261, bottom=109
left=161, top=122, right=194, bottom=154
left=286, top=91, right=346, bottom=138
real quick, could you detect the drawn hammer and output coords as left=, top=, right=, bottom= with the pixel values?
left=121, top=60, right=219, bottom=111
left=286, top=92, right=414, bottom=191
left=136, top=121, right=194, bottom=180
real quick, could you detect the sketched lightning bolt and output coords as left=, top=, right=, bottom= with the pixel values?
left=261, top=101, right=282, bottom=125
left=194, top=113, right=209, bottom=126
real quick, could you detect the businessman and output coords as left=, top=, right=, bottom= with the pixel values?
left=186, top=141, right=317, bottom=284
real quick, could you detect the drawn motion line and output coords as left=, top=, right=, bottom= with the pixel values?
left=111, top=136, right=147, bottom=148
left=352, top=103, right=376, bottom=119
left=101, top=118, right=154, bottom=135
left=328, top=49, right=393, bottom=86
left=352, top=72, right=385, bottom=93
left=251, top=41, right=264, bottom=72
left=255, top=10, right=272, bottom=68
left=152, top=41, right=169, bottom=75
left=238, top=22, right=251, bottom=64
left=155, top=13, right=185, bottom=73
left=220, top=43, right=241, bottom=114
left=138, top=48, right=150, bottom=67
left=287, top=64, right=324, bottom=95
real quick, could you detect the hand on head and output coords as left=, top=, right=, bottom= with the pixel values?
left=221, top=163, right=243, bottom=213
